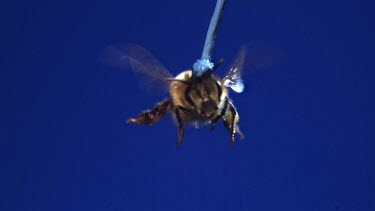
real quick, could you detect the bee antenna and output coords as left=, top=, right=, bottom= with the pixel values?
left=212, top=58, right=224, bottom=73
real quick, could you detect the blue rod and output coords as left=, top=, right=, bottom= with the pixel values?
left=201, top=0, right=227, bottom=60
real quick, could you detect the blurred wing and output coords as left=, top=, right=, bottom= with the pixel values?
left=101, top=44, right=174, bottom=95
left=101, top=43, right=174, bottom=80
left=246, top=44, right=283, bottom=71
left=223, top=46, right=247, bottom=93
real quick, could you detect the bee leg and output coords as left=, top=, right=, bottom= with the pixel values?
left=210, top=113, right=224, bottom=131
left=174, top=107, right=185, bottom=147
left=210, top=98, right=228, bottom=131
left=236, top=125, right=244, bottom=139
left=210, top=124, right=215, bottom=131
left=223, top=102, right=240, bottom=146
left=127, top=99, right=171, bottom=125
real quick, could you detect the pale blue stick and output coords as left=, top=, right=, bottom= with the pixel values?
left=193, top=0, right=227, bottom=77
left=201, top=0, right=227, bottom=60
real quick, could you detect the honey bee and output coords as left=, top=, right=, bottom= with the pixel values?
left=102, top=44, right=246, bottom=146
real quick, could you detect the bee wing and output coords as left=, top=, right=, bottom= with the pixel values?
left=101, top=44, right=174, bottom=94
left=223, top=46, right=247, bottom=93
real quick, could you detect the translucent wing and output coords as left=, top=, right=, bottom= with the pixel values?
left=246, top=44, right=283, bottom=71
left=101, top=44, right=173, bottom=95
left=101, top=43, right=174, bottom=79
left=223, top=46, right=247, bottom=93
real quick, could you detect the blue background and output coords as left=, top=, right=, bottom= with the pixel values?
left=1, top=0, right=374, bottom=210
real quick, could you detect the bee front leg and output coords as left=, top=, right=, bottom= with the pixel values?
left=223, top=102, right=243, bottom=146
left=127, top=99, right=171, bottom=125
left=210, top=113, right=223, bottom=131
left=174, top=106, right=185, bottom=147
left=210, top=98, right=228, bottom=131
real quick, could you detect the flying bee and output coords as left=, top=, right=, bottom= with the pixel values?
left=102, top=44, right=246, bottom=146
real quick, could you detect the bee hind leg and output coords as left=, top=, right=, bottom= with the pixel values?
left=223, top=102, right=243, bottom=146
left=127, top=99, right=171, bottom=125
left=174, top=106, right=185, bottom=147
left=236, top=125, right=244, bottom=139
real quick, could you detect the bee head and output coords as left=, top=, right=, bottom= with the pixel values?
left=192, top=59, right=214, bottom=79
